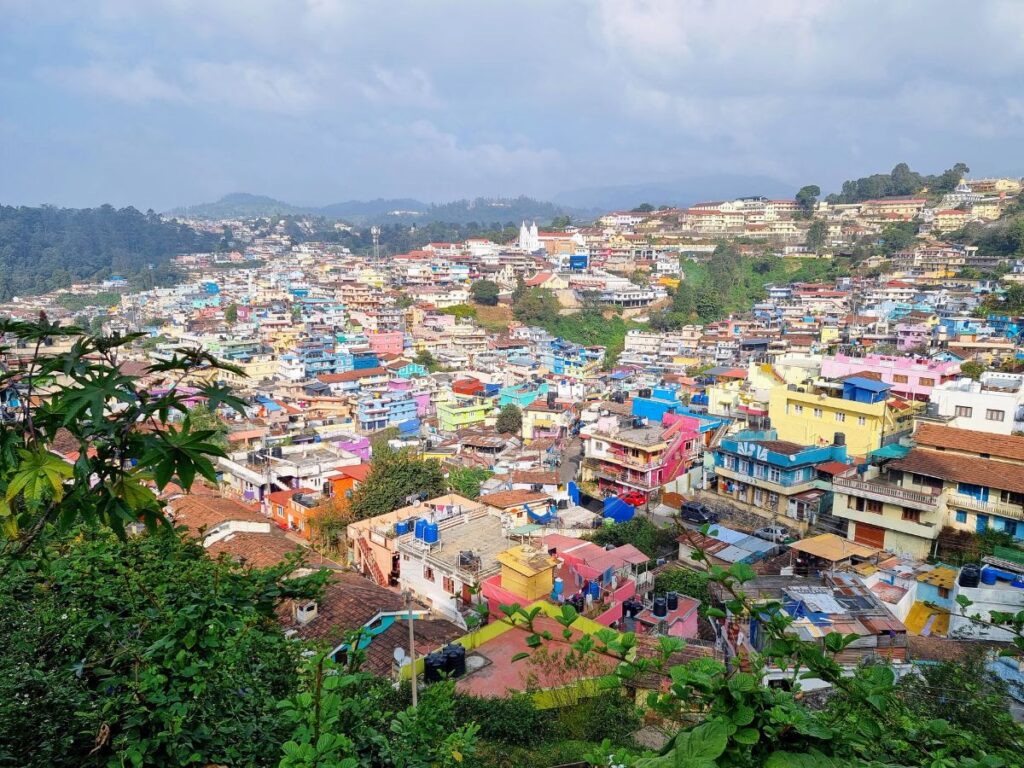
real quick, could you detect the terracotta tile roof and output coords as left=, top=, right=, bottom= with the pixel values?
left=364, top=618, right=464, bottom=677
left=338, top=463, right=371, bottom=482
left=207, top=531, right=307, bottom=568
left=479, top=489, right=551, bottom=508
left=167, top=493, right=265, bottom=535
left=914, top=423, right=1024, bottom=462
left=754, top=439, right=807, bottom=455
left=280, top=572, right=406, bottom=647
left=317, top=367, right=389, bottom=384
left=891, top=448, right=1024, bottom=495
left=510, top=470, right=560, bottom=486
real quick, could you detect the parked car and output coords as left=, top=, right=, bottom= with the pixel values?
left=619, top=490, right=646, bottom=507
left=753, top=525, right=789, bottom=543
left=680, top=501, right=719, bottom=525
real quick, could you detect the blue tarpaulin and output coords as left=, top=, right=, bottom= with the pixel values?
left=603, top=497, right=635, bottom=523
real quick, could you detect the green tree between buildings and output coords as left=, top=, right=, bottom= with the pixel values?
left=470, top=279, right=501, bottom=306
left=805, top=219, right=828, bottom=252
left=496, top=403, right=523, bottom=435
left=959, top=360, right=986, bottom=380
left=446, top=466, right=494, bottom=499
left=187, top=402, right=229, bottom=450
left=348, top=443, right=446, bottom=520
left=795, top=185, right=820, bottom=218
left=224, top=302, right=239, bottom=323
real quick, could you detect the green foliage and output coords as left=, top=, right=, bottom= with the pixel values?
left=588, top=518, right=677, bottom=559
left=186, top=402, right=229, bottom=451
left=446, top=466, right=493, bottom=499
left=349, top=444, right=445, bottom=520
left=826, top=162, right=969, bottom=204
left=632, top=203, right=655, bottom=213
left=57, top=291, right=123, bottom=312
left=224, top=303, right=239, bottom=323
left=454, top=693, right=551, bottom=746
left=496, top=404, right=523, bottom=435
left=556, top=692, right=642, bottom=746
left=795, top=185, right=820, bottom=218
left=878, top=221, right=919, bottom=254
left=959, top=360, right=987, bottom=380
left=0, top=318, right=246, bottom=554
left=653, top=567, right=711, bottom=609
left=0, top=205, right=213, bottom=299
left=470, top=279, right=500, bottom=306
left=0, top=528, right=325, bottom=768
left=806, top=220, right=827, bottom=252
left=439, top=304, right=477, bottom=320
left=512, top=287, right=561, bottom=326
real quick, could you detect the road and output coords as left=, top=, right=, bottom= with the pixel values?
left=558, top=435, right=583, bottom=484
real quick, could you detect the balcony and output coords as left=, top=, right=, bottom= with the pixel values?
left=837, top=505, right=939, bottom=540
left=948, top=493, right=1024, bottom=521
left=604, top=449, right=662, bottom=471
left=583, top=458, right=658, bottom=491
left=832, top=475, right=940, bottom=512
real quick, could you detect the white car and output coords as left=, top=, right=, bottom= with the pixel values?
left=753, top=525, right=789, bottom=543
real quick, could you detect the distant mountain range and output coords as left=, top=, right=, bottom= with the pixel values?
left=169, top=193, right=599, bottom=226
left=553, top=175, right=796, bottom=211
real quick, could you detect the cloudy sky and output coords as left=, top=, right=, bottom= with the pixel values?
left=3, top=0, right=1024, bottom=210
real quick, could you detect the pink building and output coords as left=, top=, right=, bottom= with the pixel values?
left=367, top=331, right=405, bottom=356
left=895, top=322, right=931, bottom=352
left=820, top=353, right=961, bottom=401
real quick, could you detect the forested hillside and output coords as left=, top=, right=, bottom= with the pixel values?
left=825, top=162, right=969, bottom=204
left=0, top=205, right=216, bottom=300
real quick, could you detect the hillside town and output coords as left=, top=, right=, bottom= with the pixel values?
left=4, top=171, right=1024, bottom=722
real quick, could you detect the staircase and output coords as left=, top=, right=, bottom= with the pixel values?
left=356, top=536, right=387, bottom=585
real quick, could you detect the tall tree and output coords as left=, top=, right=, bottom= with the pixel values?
left=495, top=404, right=523, bottom=435
left=806, top=219, right=828, bottom=251
left=349, top=446, right=445, bottom=519
left=795, top=185, right=820, bottom=218
left=470, top=279, right=500, bottom=306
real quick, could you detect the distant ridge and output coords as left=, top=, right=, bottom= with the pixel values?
left=170, top=194, right=598, bottom=226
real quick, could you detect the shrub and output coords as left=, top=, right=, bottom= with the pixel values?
left=454, top=693, right=551, bottom=746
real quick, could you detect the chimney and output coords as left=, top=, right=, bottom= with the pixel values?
left=294, top=601, right=318, bottom=626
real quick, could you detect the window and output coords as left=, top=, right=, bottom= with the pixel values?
left=938, top=587, right=950, bottom=599
left=835, top=412, right=846, bottom=423
left=955, top=510, right=967, bottom=524
left=866, top=499, right=882, bottom=514
left=423, top=565, right=435, bottom=582
left=893, top=374, right=908, bottom=384
left=919, top=378, right=934, bottom=387
left=954, top=405, right=973, bottom=418
left=768, top=468, right=781, bottom=483
left=857, top=416, right=866, bottom=426
left=443, top=576, right=457, bottom=594
left=986, top=409, right=1005, bottom=422
left=794, top=404, right=804, bottom=414
left=813, top=408, right=822, bottom=418
left=902, top=508, right=921, bottom=523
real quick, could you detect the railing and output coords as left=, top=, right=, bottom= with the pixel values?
left=356, top=536, right=387, bottom=585
left=949, top=493, right=1024, bottom=521
left=583, top=458, right=658, bottom=490
left=605, top=449, right=662, bottom=471
left=832, top=475, right=939, bottom=510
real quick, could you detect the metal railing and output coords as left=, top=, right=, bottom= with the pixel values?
left=949, top=493, right=1024, bottom=521
left=832, top=475, right=939, bottom=509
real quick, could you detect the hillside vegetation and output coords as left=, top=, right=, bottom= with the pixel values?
left=0, top=205, right=215, bottom=300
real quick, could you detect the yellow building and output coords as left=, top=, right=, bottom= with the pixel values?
left=495, top=545, right=557, bottom=601
left=768, top=382, right=920, bottom=457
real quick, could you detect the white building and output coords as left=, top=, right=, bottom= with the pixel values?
left=927, top=372, right=1024, bottom=435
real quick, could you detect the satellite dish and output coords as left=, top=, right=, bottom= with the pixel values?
left=393, top=647, right=407, bottom=663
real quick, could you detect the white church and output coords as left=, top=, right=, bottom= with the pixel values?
left=517, top=221, right=541, bottom=252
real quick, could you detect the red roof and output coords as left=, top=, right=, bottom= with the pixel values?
left=318, top=367, right=389, bottom=384
left=338, top=463, right=371, bottom=482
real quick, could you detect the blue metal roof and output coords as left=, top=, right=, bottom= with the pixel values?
left=843, top=376, right=892, bottom=392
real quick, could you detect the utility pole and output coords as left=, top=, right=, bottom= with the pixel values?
left=405, top=590, right=417, bottom=708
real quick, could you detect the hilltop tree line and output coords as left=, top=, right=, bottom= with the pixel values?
left=0, top=205, right=215, bottom=300
left=825, top=162, right=970, bottom=204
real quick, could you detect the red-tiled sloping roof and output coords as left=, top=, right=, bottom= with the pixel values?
left=479, top=490, right=550, bottom=508
left=318, top=367, right=389, bottom=384
left=891, top=449, right=1024, bottom=495
left=914, top=423, right=1024, bottom=462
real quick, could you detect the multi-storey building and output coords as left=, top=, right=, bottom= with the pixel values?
left=924, top=371, right=1024, bottom=434
left=819, top=353, right=960, bottom=402
left=769, top=377, right=921, bottom=457
left=580, top=412, right=700, bottom=502
left=710, top=431, right=852, bottom=530
left=831, top=424, right=1024, bottom=558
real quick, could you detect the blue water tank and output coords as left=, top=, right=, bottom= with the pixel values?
left=424, top=522, right=440, bottom=544
left=551, top=577, right=564, bottom=599
left=414, top=518, right=427, bottom=539
left=395, top=520, right=409, bottom=536
left=981, top=567, right=998, bottom=586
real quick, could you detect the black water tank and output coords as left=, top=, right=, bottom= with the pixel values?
left=666, top=591, right=679, bottom=611
left=443, top=643, right=467, bottom=678
left=653, top=596, right=668, bottom=618
left=834, top=432, right=846, bottom=447
left=639, top=388, right=652, bottom=398
left=959, top=564, right=981, bottom=588
left=423, top=652, right=445, bottom=683
left=547, top=391, right=557, bottom=408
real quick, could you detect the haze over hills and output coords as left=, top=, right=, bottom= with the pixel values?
left=171, top=193, right=600, bottom=226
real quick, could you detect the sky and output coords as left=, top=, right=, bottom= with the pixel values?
left=3, top=0, right=1024, bottom=211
